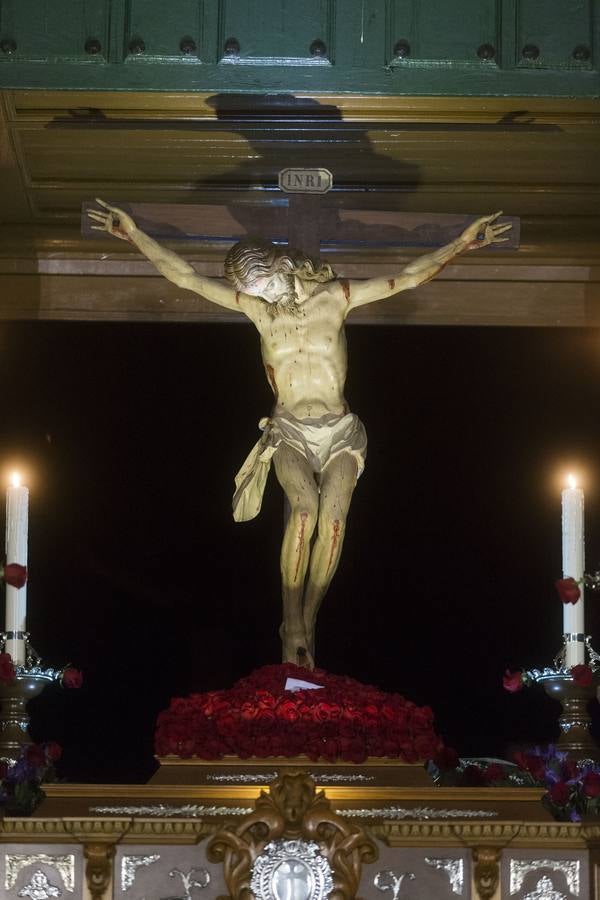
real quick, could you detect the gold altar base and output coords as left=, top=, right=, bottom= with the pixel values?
left=151, top=754, right=433, bottom=788
left=137, top=755, right=551, bottom=820
left=19, top=779, right=573, bottom=900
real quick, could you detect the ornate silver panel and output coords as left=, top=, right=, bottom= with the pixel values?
left=121, top=855, right=160, bottom=891
left=251, top=840, right=333, bottom=900
left=523, top=875, right=567, bottom=900
left=424, top=858, right=464, bottom=895
left=92, top=803, right=253, bottom=817
left=510, top=859, right=580, bottom=896
left=92, top=803, right=496, bottom=820
left=206, top=772, right=375, bottom=785
left=17, top=870, right=62, bottom=899
left=341, top=806, right=497, bottom=820
left=167, top=867, right=210, bottom=900
left=6, top=855, right=75, bottom=893
left=374, top=868, right=416, bottom=899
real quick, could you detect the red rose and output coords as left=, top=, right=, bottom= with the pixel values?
left=215, top=714, right=237, bottom=737
left=62, top=667, right=83, bottom=689
left=561, top=758, right=580, bottom=781
left=312, top=702, right=340, bottom=723
left=239, top=702, right=259, bottom=721
left=503, top=670, right=524, bottom=693
left=556, top=577, right=581, bottom=605
left=0, top=652, right=15, bottom=683
left=571, top=664, right=593, bottom=687
left=410, top=706, right=434, bottom=730
left=44, top=741, right=62, bottom=763
left=583, top=772, right=600, bottom=798
left=25, top=744, right=46, bottom=767
left=255, top=690, right=277, bottom=709
left=255, top=707, right=276, bottom=724
left=548, top=781, right=571, bottom=805
left=277, top=699, right=299, bottom=723
left=514, top=752, right=546, bottom=782
left=1, top=563, right=27, bottom=589
left=483, top=763, right=505, bottom=782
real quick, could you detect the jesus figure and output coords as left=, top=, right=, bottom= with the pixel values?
left=88, top=200, right=510, bottom=668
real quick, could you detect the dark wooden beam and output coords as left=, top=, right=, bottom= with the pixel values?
left=0, top=260, right=598, bottom=327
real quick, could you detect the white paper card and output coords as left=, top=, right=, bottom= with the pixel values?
left=284, top=677, right=324, bottom=692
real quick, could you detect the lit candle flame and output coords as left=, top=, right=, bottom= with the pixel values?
left=567, top=473, right=577, bottom=490
left=10, top=472, right=21, bottom=488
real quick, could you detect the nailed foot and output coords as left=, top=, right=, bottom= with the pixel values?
left=281, top=625, right=315, bottom=670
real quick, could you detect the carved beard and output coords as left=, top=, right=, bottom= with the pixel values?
left=265, top=274, right=300, bottom=317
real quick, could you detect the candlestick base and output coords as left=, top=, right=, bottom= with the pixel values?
left=0, top=670, right=59, bottom=761
left=537, top=672, right=600, bottom=763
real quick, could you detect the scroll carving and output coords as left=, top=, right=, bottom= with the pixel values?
left=84, top=843, right=115, bottom=900
left=206, top=772, right=378, bottom=900
left=473, top=847, right=501, bottom=900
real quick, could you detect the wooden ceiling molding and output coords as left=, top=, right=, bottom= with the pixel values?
left=0, top=90, right=599, bottom=326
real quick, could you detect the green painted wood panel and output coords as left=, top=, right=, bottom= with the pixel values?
left=516, top=0, right=594, bottom=68
left=388, top=0, right=499, bottom=64
left=125, top=0, right=203, bottom=61
left=0, top=0, right=597, bottom=95
left=0, top=0, right=109, bottom=61
left=218, top=0, right=334, bottom=63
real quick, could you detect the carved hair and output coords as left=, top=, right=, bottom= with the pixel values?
left=224, top=237, right=335, bottom=291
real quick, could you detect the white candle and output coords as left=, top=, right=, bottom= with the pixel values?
left=5, top=472, right=28, bottom=666
left=562, top=474, right=585, bottom=667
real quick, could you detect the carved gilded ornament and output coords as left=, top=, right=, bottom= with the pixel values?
left=84, top=843, right=115, bottom=900
left=206, top=772, right=378, bottom=900
left=472, top=846, right=500, bottom=900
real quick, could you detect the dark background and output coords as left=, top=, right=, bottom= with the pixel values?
left=1, top=320, right=599, bottom=783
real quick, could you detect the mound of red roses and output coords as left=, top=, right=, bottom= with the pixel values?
left=155, top=663, right=443, bottom=763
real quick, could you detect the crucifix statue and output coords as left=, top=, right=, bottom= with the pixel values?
left=87, top=199, right=510, bottom=668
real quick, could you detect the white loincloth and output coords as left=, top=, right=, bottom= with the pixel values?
left=232, top=411, right=367, bottom=523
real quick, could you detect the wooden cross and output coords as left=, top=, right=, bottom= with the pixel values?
left=81, top=176, right=519, bottom=261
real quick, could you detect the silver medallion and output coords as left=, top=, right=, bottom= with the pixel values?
left=251, top=840, right=333, bottom=900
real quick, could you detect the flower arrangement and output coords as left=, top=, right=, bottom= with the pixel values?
left=0, top=741, right=61, bottom=815
left=155, top=663, right=443, bottom=763
left=432, top=745, right=600, bottom=821
left=513, top=745, right=600, bottom=821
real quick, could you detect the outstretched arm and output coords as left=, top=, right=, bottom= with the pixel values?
left=343, top=212, right=511, bottom=312
left=87, top=199, right=244, bottom=312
